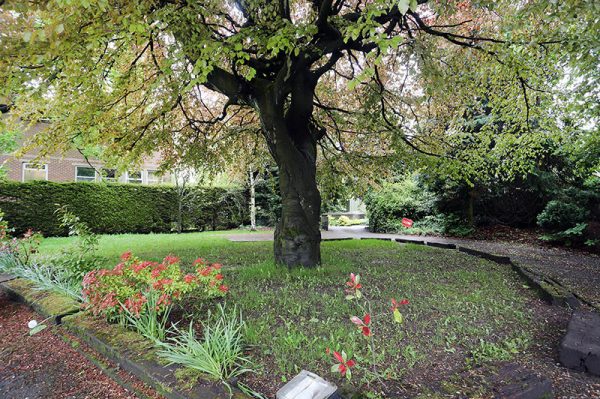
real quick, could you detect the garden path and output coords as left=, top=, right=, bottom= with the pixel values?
left=227, top=226, right=600, bottom=309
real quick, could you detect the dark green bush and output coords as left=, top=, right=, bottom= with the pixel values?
left=0, top=181, right=248, bottom=236
left=536, top=200, right=589, bottom=230
left=365, top=176, right=437, bottom=233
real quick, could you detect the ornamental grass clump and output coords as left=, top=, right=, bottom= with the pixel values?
left=82, top=251, right=228, bottom=322
left=156, top=304, right=254, bottom=395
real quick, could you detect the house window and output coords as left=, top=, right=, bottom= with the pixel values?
left=75, top=166, right=97, bottom=182
left=22, top=163, right=48, bottom=182
left=102, top=169, right=117, bottom=183
left=127, top=171, right=142, bottom=184
left=147, top=170, right=171, bottom=185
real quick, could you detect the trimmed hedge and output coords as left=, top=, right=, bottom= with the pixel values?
left=0, top=181, right=248, bottom=236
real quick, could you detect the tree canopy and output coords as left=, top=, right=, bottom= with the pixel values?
left=1, top=0, right=598, bottom=266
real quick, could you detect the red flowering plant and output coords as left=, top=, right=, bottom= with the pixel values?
left=327, top=272, right=410, bottom=381
left=82, top=252, right=228, bottom=322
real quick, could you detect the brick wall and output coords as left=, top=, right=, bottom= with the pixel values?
left=0, top=121, right=169, bottom=184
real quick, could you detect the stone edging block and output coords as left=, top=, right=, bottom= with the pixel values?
left=426, top=242, right=457, bottom=250
left=0, top=278, right=80, bottom=324
left=394, top=238, right=426, bottom=245
left=559, top=310, right=600, bottom=376
left=510, top=263, right=581, bottom=309
left=61, top=313, right=247, bottom=399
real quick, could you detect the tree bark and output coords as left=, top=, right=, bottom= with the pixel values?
left=249, top=168, right=257, bottom=231
left=256, top=76, right=322, bottom=268
left=273, top=147, right=322, bottom=267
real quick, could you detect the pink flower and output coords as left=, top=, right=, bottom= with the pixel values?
left=346, top=273, right=362, bottom=290
left=152, top=278, right=173, bottom=290
left=212, top=263, right=222, bottom=270
left=112, top=262, right=125, bottom=275
left=132, top=260, right=154, bottom=274
left=218, top=284, right=229, bottom=293
left=402, top=218, right=413, bottom=228
left=391, top=298, right=409, bottom=311
left=215, top=273, right=223, bottom=281
left=120, top=251, right=132, bottom=261
left=151, top=264, right=166, bottom=279
left=329, top=350, right=356, bottom=376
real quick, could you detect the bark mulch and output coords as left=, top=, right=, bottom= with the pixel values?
left=0, top=291, right=164, bottom=399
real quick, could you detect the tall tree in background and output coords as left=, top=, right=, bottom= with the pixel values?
left=0, top=0, right=597, bottom=266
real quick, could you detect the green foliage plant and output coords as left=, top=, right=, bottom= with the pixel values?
left=52, top=205, right=101, bottom=278
left=121, top=288, right=173, bottom=342
left=156, top=304, right=254, bottom=394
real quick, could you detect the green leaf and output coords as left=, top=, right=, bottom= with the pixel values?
left=398, top=0, right=410, bottom=14
left=331, top=364, right=339, bottom=373
left=55, top=24, right=65, bottom=34
left=29, top=324, right=47, bottom=336
left=409, top=0, right=418, bottom=11
left=345, top=294, right=355, bottom=300
left=393, top=309, right=403, bottom=324
left=23, top=31, right=32, bottom=43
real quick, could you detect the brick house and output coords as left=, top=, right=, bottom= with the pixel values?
left=0, top=115, right=172, bottom=185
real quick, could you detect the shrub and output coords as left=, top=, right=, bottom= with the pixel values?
left=329, top=215, right=367, bottom=226
left=0, top=181, right=249, bottom=236
left=82, top=252, right=228, bottom=321
left=365, top=176, right=437, bottom=233
left=49, top=205, right=102, bottom=279
left=536, top=200, right=589, bottom=230
left=0, top=211, right=82, bottom=300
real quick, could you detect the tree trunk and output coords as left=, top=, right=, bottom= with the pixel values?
left=467, top=188, right=477, bottom=227
left=256, top=78, right=322, bottom=268
left=249, top=169, right=257, bottom=231
left=273, top=151, right=322, bottom=267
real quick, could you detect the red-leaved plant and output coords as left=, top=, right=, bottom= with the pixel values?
left=326, top=348, right=356, bottom=380
left=328, top=273, right=409, bottom=381
left=82, top=252, right=227, bottom=320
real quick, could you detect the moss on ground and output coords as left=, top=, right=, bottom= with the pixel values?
left=2, top=278, right=79, bottom=318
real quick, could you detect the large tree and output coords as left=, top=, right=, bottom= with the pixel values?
left=0, top=0, right=597, bottom=267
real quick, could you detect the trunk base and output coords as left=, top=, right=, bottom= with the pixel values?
left=274, top=227, right=321, bottom=268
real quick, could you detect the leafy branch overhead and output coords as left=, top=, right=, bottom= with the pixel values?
left=1, top=0, right=595, bottom=178
left=1, top=0, right=597, bottom=266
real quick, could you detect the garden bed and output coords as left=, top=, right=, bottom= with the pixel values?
left=30, top=233, right=600, bottom=397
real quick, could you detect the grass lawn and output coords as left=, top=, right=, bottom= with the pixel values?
left=39, top=232, right=544, bottom=398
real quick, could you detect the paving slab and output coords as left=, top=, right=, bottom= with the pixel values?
left=559, top=310, right=600, bottom=376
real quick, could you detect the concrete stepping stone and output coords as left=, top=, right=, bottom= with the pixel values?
left=559, top=310, right=600, bottom=376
